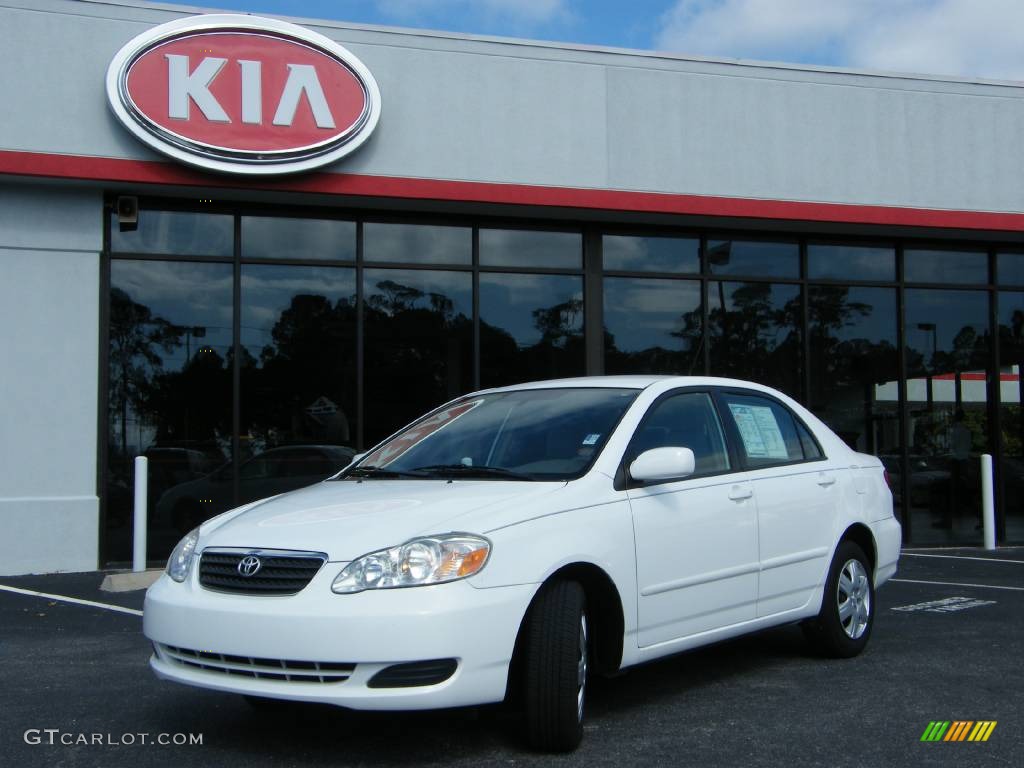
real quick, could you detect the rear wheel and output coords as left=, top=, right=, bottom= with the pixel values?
left=522, top=580, right=588, bottom=752
left=803, top=541, right=874, bottom=658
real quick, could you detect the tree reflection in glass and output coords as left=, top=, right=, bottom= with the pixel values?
left=479, top=274, right=584, bottom=388
left=107, top=261, right=233, bottom=563
left=807, top=285, right=899, bottom=458
left=998, top=294, right=1024, bottom=543
left=904, top=289, right=991, bottom=543
left=603, top=277, right=703, bottom=375
left=238, top=265, right=358, bottom=503
left=705, top=281, right=802, bottom=398
left=364, top=270, right=473, bottom=446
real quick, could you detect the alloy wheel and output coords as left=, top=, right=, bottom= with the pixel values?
left=577, top=614, right=588, bottom=722
left=837, top=559, right=871, bottom=639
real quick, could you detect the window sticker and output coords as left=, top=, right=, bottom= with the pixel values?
left=582, top=433, right=601, bottom=446
left=728, top=404, right=788, bottom=459
left=362, top=399, right=484, bottom=467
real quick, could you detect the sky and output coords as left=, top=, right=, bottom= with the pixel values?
left=147, top=0, right=1024, bottom=81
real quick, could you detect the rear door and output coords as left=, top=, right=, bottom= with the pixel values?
left=715, top=390, right=841, bottom=617
left=626, top=390, right=759, bottom=647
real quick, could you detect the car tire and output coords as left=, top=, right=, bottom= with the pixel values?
left=803, top=541, right=874, bottom=658
left=522, top=579, right=588, bottom=752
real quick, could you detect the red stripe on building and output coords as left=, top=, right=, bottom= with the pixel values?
left=931, top=373, right=1020, bottom=382
left=5, top=149, right=1024, bottom=231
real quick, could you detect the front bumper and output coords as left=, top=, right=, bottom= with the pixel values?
left=143, top=564, right=537, bottom=710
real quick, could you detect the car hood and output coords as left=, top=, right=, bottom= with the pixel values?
left=198, top=479, right=566, bottom=561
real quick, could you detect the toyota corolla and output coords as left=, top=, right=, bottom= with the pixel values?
left=144, top=376, right=901, bottom=751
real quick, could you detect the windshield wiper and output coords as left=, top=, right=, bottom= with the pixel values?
left=340, top=466, right=428, bottom=480
left=410, top=464, right=536, bottom=481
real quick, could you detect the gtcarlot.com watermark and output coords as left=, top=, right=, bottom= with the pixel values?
left=24, top=729, right=202, bottom=746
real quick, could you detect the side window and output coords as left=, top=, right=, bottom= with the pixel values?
left=628, top=392, right=730, bottom=475
left=719, top=392, right=806, bottom=468
left=796, top=420, right=824, bottom=460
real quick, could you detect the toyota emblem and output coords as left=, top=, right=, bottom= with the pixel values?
left=238, top=555, right=262, bottom=577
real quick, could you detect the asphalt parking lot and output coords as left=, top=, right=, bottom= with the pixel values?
left=2, top=548, right=1021, bottom=768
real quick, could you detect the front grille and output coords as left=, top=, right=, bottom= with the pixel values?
left=159, top=644, right=354, bottom=683
left=199, top=550, right=326, bottom=595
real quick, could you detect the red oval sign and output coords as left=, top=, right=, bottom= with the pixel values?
left=107, top=15, right=381, bottom=175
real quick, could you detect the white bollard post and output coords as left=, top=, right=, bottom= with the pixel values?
left=980, top=454, right=995, bottom=551
left=133, top=456, right=148, bottom=572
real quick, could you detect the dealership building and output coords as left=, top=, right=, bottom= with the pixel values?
left=2, top=0, right=1024, bottom=574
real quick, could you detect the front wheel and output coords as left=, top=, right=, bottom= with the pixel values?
left=522, top=580, right=588, bottom=752
left=803, top=541, right=874, bottom=658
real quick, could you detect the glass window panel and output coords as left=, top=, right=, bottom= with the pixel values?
left=997, top=252, right=1024, bottom=286
left=628, top=392, right=730, bottom=475
left=364, top=269, right=473, bottom=445
left=360, top=388, right=637, bottom=481
left=603, top=234, right=699, bottom=273
left=718, top=392, right=804, bottom=468
left=604, top=277, right=703, bottom=375
left=904, top=289, right=990, bottom=544
left=807, top=243, right=896, bottom=281
left=363, top=223, right=470, bottom=265
left=110, top=210, right=233, bottom=256
left=479, top=228, right=581, bottom=269
left=239, top=265, right=357, bottom=500
left=904, top=249, right=988, bottom=284
left=479, top=273, right=584, bottom=388
left=797, top=421, right=824, bottom=460
left=808, top=285, right=899, bottom=469
left=998, top=292, right=1024, bottom=544
left=708, top=281, right=802, bottom=399
left=106, top=260, right=234, bottom=564
left=241, top=217, right=355, bottom=261
left=706, top=240, right=798, bottom=278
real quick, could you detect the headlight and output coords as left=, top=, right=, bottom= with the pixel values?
left=166, top=527, right=200, bottom=583
left=331, top=534, right=490, bottom=594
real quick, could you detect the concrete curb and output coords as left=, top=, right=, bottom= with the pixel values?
left=100, top=569, right=162, bottom=593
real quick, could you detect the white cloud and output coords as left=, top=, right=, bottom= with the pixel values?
left=375, top=0, right=570, bottom=27
left=655, top=0, right=1024, bottom=81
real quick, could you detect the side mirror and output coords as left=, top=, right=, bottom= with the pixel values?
left=629, top=447, right=696, bottom=482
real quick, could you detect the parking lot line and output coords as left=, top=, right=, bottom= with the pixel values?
left=0, top=584, right=143, bottom=616
left=901, top=553, right=1024, bottom=564
left=890, top=578, right=1024, bottom=592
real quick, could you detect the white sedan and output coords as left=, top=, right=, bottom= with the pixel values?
left=144, top=376, right=900, bottom=751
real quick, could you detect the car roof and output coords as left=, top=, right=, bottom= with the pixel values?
left=475, top=375, right=784, bottom=395
left=259, top=445, right=352, bottom=453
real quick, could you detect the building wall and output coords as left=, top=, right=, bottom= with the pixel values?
left=0, top=183, right=102, bottom=574
left=0, top=1, right=1022, bottom=573
left=1, top=0, right=1024, bottom=216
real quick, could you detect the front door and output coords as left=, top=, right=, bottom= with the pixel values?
left=626, top=391, right=759, bottom=647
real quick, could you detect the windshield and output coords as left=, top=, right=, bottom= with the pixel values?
left=342, top=387, right=639, bottom=481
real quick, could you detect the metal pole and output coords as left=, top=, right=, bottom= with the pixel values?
left=981, top=454, right=995, bottom=551
left=133, top=456, right=148, bottom=572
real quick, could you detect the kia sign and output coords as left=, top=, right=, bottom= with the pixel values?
left=106, top=15, right=381, bottom=175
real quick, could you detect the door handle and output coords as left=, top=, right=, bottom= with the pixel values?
left=817, top=474, right=837, bottom=487
left=728, top=485, right=753, bottom=501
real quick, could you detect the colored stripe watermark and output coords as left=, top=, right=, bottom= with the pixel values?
left=920, top=721, right=997, bottom=742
